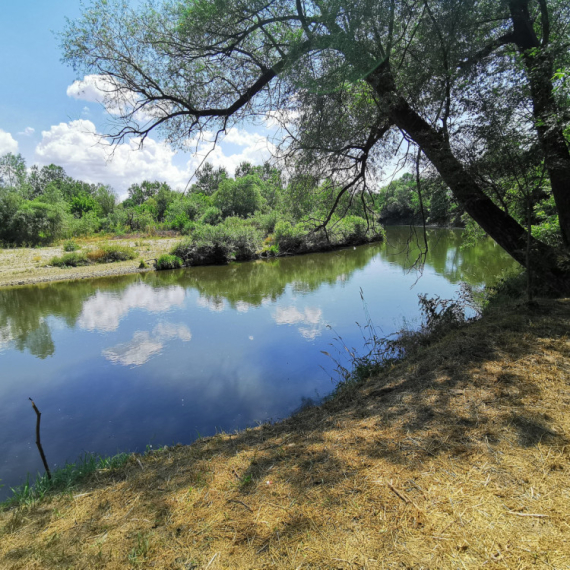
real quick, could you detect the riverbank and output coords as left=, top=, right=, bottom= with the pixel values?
left=0, top=226, right=384, bottom=288
left=0, top=237, right=179, bottom=288
left=1, top=297, right=568, bottom=568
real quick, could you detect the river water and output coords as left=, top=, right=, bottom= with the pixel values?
left=0, top=227, right=518, bottom=498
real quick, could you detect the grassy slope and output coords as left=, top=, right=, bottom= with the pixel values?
left=1, top=299, right=569, bottom=569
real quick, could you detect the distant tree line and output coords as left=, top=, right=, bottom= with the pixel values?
left=0, top=154, right=383, bottom=250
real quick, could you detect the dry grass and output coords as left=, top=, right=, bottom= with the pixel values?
left=0, top=237, right=179, bottom=288
left=1, top=299, right=569, bottom=569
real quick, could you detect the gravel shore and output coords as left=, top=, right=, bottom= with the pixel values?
left=0, top=237, right=179, bottom=288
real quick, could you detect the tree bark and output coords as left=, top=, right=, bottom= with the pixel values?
left=366, top=63, right=562, bottom=276
left=509, top=0, right=570, bottom=248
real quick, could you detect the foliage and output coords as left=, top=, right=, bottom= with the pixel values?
left=172, top=219, right=264, bottom=265
left=8, top=200, right=67, bottom=246
left=213, top=175, right=265, bottom=218
left=50, top=244, right=135, bottom=267
left=1, top=452, right=131, bottom=509
left=155, top=254, right=183, bottom=270
left=63, top=239, right=80, bottom=252
left=86, top=244, right=136, bottom=263
left=50, top=251, right=89, bottom=267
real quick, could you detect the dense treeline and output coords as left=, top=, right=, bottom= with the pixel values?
left=0, top=153, right=384, bottom=261
left=2, top=149, right=561, bottom=265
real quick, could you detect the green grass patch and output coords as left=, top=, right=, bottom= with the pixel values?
left=62, top=239, right=80, bottom=252
left=49, top=251, right=89, bottom=267
left=155, top=254, right=183, bottom=270
left=1, top=452, right=132, bottom=510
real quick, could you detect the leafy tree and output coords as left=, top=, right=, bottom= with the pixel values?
left=0, top=153, right=27, bottom=189
left=70, top=191, right=99, bottom=218
left=61, top=0, right=570, bottom=282
left=28, top=164, right=68, bottom=198
left=193, top=162, right=228, bottom=196
left=94, top=184, right=117, bottom=217
left=213, top=175, right=264, bottom=218
left=126, top=180, right=168, bottom=206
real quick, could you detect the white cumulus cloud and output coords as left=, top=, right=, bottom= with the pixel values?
left=35, top=118, right=277, bottom=196
left=35, top=120, right=192, bottom=195
left=0, top=130, right=18, bottom=154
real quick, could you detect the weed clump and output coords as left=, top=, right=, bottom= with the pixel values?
left=1, top=452, right=131, bottom=510
left=49, top=251, right=89, bottom=267
left=155, top=254, right=183, bottom=270
left=86, top=244, right=136, bottom=263
left=62, top=239, right=80, bottom=252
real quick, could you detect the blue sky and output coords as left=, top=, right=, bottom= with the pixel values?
left=0, top=1, right=276, bottom=198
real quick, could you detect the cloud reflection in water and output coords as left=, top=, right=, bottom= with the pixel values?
left=78, top=283, right=186, bottom=332
left=273, top=306, right=325, bottom=340
left=103, top=322, right=192, bottom=367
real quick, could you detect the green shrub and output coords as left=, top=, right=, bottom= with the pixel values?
left=50, top=251, right=89, bottom=267
left=172, top=218, right=263, bottom=265
left=6, top=200, right=67, bottom=246
left=86, top=244, right=136, bottom=263
left=273, top=220, right=306, bottom=253
left=155, top=254, right=183, bottom=270
left=200, top=206, right=223, bottom=225
left=336, top=216, right=368, bottom=242
left=63, top=239, right=79, bottom=252
left=65, top=210, right=101, bottom=237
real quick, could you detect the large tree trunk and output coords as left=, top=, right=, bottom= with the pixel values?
left=509, top=0, right=570, bottom=248
left=367, top=64, right=564, bottom=281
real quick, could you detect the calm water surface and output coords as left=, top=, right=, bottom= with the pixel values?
left=0, top=227, right=518, bottom=497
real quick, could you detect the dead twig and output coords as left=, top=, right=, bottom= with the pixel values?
left=228, top=499, right=253, bottom=513
left=506, top=511, right=549, bottom=518
left=29, top=398, right=51, bottom=480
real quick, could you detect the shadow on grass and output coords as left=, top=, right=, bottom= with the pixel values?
left=2, top=299, right=569, bottom=569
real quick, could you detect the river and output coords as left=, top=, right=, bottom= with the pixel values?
left=0, top=227, right=518, bottom=498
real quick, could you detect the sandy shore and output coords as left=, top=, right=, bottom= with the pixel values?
left=0, top=237, right=180, bottom=288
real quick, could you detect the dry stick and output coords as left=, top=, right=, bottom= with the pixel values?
left=506, top=511, right=549, bottom=518
left=228, top=499, right=253, bottom=513
left=29, top=398, right=51, bottom=480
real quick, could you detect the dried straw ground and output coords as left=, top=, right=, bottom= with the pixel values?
left=1, top=299, right=569, bottom=569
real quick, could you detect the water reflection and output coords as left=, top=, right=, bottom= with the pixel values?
left=79, top=283, right=186, bottom=332
left=273, top=306, right=325, bottom=340
left=0, top=228, right=515, bottom=360
left=0, top=228, right=520, bottom=499
left=103, top=322, right=192, bottom=367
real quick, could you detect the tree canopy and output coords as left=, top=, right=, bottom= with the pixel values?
left=61, top=0, right=570, bottom=280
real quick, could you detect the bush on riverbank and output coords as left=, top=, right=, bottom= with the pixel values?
left=49, top=251, right=90, bottom=267
left=171, top=215, right=384, bottom=266
left=86, top=244, right=136, bottom=263
left=155, top=254, right=183, bottom=270
left=49, top=244, right=135, bottom=268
